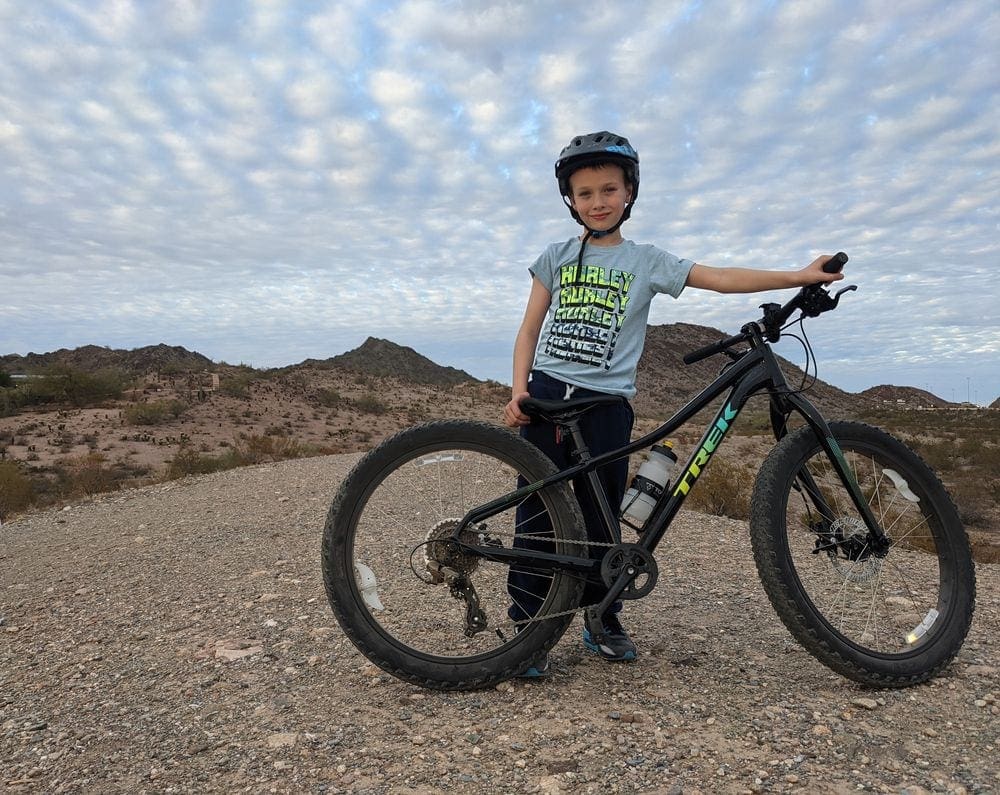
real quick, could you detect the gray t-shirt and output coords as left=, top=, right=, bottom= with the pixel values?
left=530, top=238, right=694, bottom=398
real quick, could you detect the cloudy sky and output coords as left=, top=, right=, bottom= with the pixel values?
left=1, top=1, right=997, bottom=405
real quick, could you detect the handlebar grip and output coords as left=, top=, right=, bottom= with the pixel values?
left=822, top=251, right=849, bottom=274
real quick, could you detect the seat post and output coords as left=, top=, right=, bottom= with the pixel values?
left=558, top=418, right=622, bottom=546
left=561, top=418, right=592, bottom=464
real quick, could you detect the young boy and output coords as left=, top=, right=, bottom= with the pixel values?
left=503, top=131, right=841, bottom=673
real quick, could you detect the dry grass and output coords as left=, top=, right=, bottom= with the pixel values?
left=0, top=366, right=509, bottom=519
left=1, top=368, right=995, bottom=561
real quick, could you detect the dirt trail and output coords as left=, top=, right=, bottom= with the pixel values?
left=2, top=454, right=997, bottom=793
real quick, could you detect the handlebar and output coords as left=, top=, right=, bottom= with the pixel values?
left=682, top=332, right=747, bottom=365
left=682, top=252, right=853, bottom=365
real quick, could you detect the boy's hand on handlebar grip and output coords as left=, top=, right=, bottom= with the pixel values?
left=822, top=251, right=849, bottom=273
left=806, top=253, right=846, bottom=284
left=503, top=392, right=532, bottom=428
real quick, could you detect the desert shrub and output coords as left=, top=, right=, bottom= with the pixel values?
left=905, top=435, right=999, bottom=528
left=0, top=371, right=12, bottom=388
left=219, top=371, right=255, bottom=398
left=946, top=478, right=997, bottom=529
left=354, top=394, right=388, bottom=415
left=314, top=388, right=343, bottom=408
left=124, top=402, right=163, bottom=425
left=684, top=456, right=753, bottom=521
left=23, top=366, right=129, bottom=408
left=167, top=446, right=240, bottom=479
left=958, top=437, right=1000, bottom=476
left=67, top=453, right=117, bottom=494
left=43, top=451, right=152, bottom=500
left=0, top=386, right=29, bottom=417
left=0, top=461, right=35, bottom=517
left=910, top=437, right=969, bottom=476
left=281, top=372, right=307, bottom=390
left=233, top=434, right=303, bottom=464
left=123, top=399, right=188, bottom=426
left=54, top=452, right=116, bottom=496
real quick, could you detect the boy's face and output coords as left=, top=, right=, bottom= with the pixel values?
left=568, top=164, right=632, bottom=234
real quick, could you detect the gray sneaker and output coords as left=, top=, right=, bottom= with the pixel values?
left=583, top=612, right=637, bottom=661
left=517, top=655, right=551, bottom=678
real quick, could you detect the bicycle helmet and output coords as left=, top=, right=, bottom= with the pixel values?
left=554, top=131, right=640, bottom=233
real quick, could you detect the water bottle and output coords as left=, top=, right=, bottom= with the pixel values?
left=621, top=441, right=677, bottom=526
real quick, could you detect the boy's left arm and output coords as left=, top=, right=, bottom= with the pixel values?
left=686, top=255, right=843, bottom=294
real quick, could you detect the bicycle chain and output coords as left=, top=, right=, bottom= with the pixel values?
left=468, top=529, right=629, bottom=632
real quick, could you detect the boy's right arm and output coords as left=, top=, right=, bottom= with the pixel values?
left=503, top=277, right=551, bottom=428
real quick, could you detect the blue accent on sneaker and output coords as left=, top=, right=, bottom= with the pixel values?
left=517, top=656, right=550, bottom=678
left=583, top=613, right=637, bottom=662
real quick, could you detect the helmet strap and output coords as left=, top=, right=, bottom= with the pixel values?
left=577, top=199, right=634, bottom=238
left=576, top=228, right=593, bottom=273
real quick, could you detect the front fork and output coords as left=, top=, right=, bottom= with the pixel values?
left=769, top=394, right=891, bottom=557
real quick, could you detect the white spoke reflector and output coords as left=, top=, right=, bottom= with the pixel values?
left=355, top=561, right=385, bottom=611
left=884, top=469, right=920, bottom=503
left=906, top=608, right=939, bottom=644
left=415, top=453, right=465, bottom=467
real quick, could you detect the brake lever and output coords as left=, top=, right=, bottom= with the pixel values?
left=831, top=284, right=858, bottom=307
left=800, top=283, right=857, bottom=317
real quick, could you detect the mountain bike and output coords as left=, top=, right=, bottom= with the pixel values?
left=321, top=253, right=976, bottom=690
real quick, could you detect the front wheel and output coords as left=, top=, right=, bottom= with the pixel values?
left=322, top=420, right=587, bottom=690
left=750, top=421, right=975, bottom=687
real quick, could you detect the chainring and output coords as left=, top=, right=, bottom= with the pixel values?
left=600, top=543, right=658, bottom=600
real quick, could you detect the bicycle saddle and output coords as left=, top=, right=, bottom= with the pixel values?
left=520, top=395, right=624, bottom=424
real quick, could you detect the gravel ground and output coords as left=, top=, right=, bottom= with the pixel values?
left=2, top=453, right=997, bottom=794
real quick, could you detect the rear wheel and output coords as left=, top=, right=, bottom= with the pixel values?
left=322, top=420, right=586, bottom=690
left=751, top=421, right=975, bottom=687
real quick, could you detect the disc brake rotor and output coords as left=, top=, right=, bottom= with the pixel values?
left=828, top=516, right=881, bottom=584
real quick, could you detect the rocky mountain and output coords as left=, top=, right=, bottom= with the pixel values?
left=2, top=331, right=965, bottom=416
left=0, top=344, right=214, bottom=376
left=631, top=322, right=870, bottom=420
left=859, top=384, right=952, bottom=409
left=297, top=337, right=478, bottom=387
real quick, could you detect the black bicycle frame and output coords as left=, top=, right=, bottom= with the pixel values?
left=457, top=326, right=888, bottom=576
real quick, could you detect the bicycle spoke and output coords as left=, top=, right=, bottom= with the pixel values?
left=778, top=432, right=953, bottom=657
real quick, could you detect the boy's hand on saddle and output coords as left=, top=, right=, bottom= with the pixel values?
left=503, top=392, right=531, bottom=428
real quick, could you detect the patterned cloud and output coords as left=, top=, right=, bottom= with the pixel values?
left=1, top=0, right=997, bottom=402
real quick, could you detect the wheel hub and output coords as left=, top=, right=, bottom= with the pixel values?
left=827, top=516, right=882, bottom=584
left=423, top=518, right=482, bottom=583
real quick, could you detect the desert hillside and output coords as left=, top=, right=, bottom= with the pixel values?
left=2, top=329, right=996, bottom=545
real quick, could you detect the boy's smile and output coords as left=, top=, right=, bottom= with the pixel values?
left=568, top=164, right=633, bottom=243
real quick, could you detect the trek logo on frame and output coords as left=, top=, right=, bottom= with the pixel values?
left=673, top=402, right=739, bottom=496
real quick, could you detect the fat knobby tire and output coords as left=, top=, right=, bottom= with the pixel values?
left=750, top=421, right=975, bottom=687
left=321, top=420, right=586, bottom=690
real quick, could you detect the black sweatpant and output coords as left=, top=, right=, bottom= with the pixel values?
left=507, top=370, right=634, bottom=622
